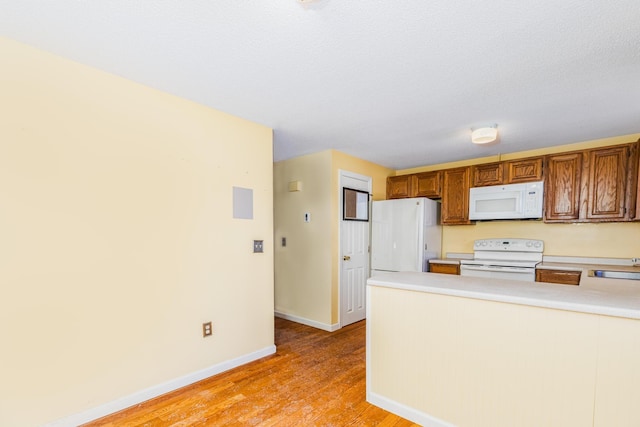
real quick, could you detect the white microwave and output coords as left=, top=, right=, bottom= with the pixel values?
left=469, top=181, right=544, bottom=220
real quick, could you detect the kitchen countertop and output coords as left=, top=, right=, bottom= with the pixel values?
left=428, top=258, right=464, bottom=265
left=430, top=258, right=640, bottom=270
left=428, top=253, right=473, bottom=265
left=367, top=270, right=640, bottom=320
left=536, top=262, right=587, bottom=271
left=431, top=258, right=640, bottom=270
left=537, top=260, right=640, bottom=287
left=538, top=261, right=640, bottom=272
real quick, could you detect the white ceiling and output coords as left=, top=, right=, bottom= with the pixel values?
left=2, top=1, right=639, bottom=169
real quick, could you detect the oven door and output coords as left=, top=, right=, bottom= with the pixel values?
left=460, top=264, right=536, bottom=282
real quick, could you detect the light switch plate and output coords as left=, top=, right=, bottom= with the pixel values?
left=253, top=240, right=264, bottom=253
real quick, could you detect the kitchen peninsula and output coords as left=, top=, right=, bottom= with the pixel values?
left=366, top=271, right=640, bottom=427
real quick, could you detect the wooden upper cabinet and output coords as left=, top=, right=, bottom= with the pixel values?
left=585, top=145, right=629, bottom=220
left=386, top=175, right=413, bottom=199
left=544, top=143, right=637, bottom=223
left=442, top=167, right=472, bottom=225
left=385, top=141, right=640, bottom=224
left=414, top=171, right=442, bottom=198
left=471, top=157, right=543, bottom=187
left=544, top=152, right=583, bottom=221
left=505, top=157, right=543, bottom=183
left=472, top=163, right=503, bottom=187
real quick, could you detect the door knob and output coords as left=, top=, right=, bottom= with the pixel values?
left=343, top=255, right=351, bottom=261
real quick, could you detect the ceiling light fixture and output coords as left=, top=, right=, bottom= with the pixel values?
left=471, top=124, right=498, bottom=144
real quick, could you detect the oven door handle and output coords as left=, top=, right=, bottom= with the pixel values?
left=460, top=265, right=532, bottom=274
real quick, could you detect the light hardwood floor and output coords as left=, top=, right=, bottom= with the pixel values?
left=83, top=317, right=419, bottom=426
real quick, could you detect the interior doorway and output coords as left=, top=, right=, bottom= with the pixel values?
left=338, top=170, right=371, bottom=327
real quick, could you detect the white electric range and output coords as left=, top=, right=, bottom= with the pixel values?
left=459, top=238, right=544, bottom=282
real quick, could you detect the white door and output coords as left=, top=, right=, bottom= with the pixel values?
left=339, top=170, right=371, bottom=327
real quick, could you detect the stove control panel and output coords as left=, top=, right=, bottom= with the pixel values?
left=473, top=238, right=544, bottom=253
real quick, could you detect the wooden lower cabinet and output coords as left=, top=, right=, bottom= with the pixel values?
left=429, top=262, right=460, bottom=275
left=535, top=268, right=581, bottom=285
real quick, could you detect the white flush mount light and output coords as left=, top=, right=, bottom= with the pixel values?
left=471, top=124, right=498, bottom=144
left=297, top=0, right=325, bottom=9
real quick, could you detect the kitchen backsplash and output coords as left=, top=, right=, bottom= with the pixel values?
left=441, top=220, right=640, bottom=259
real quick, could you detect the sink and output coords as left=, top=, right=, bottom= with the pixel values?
left=589, top=270, right=640, bottom=280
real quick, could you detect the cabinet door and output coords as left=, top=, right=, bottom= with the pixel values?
left=535, top=269, right=581, bottom=285
left=472, top=163, right=503, bottom=187
left=430, top=263, right=460, bottom=275
left=386, top=175, right=413, bottom=199
left=544, top=152, right=583, bottom=222
left=505, top=157, right=543, bottom=183
left=586, top=146, right=628, bottom=220
left=634, top=141, right=640, bottom=220
left=442, top=167, right=471, bottom=225
left=414, top=171, right=442, bottom=198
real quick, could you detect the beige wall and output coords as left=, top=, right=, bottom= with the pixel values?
left=398, top=133, right=640, bottom=258
left=274, top=151, right=334, bottom=325
left=332, top=150, right=393, bottom=202
left=443, top=220, right=640, bottom=258
left=0, top=38, right=274, bottom=427
left=274, top=150, right=393, bottom=327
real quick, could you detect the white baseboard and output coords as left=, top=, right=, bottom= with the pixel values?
left=367, top=391, right=454, bottom=427
left=274, top=311, right=340, bottom=332
left=46, top=345, right=277, bottom=427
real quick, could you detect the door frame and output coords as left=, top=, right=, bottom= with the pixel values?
left=338, top=169, right=372, bottom=328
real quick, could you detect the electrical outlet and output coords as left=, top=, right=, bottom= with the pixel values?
left=202, top=322, right=212, bottom=337
left=253, top=240, right=264, bottom=253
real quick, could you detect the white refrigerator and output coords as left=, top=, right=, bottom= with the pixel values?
left=371, top=197, right=442, bottom=274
